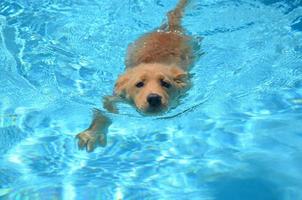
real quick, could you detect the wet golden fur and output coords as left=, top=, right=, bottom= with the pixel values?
left=76, top=0, right=194, bottom=151
left=112, top=1, right=194, bottom=113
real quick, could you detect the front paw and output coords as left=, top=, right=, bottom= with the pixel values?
left=76, top=130, right=107, bottom=152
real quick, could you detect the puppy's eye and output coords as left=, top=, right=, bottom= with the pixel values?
left=135, top=81, right=144, bottom=88
left=160, top=79, right=171, bottom=88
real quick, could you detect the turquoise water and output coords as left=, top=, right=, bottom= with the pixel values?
left=1, top=0, right=302, bottom=199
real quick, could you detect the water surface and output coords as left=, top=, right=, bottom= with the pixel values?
left=0, top=0, right=302, bottom=199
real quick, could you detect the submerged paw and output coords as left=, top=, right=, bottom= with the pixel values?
left=76, top=131, right=107, bottom=152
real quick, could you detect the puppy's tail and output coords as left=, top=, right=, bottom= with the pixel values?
left=167, top=0, right=189, bottom=31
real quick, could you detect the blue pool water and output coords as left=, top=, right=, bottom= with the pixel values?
left=1, top=0, right=302, bottom=199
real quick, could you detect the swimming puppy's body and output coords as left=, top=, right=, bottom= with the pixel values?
left=126, top=29, right=193, bottom=69
left=112, top=0, right=194, bottom=114
left=77, top=0, right=196, bottom=151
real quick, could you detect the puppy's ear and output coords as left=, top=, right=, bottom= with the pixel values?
left=170, top=67, right=188, bottom=89
left=114, top=73, right=129, bottom=97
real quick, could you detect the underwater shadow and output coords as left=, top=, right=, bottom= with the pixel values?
left=209, top=177, right=282, bottom=200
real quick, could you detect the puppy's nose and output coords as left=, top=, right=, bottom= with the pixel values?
left=147, top=93, right=162, bottom=107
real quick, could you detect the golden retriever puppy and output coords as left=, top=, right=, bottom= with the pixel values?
left=77, top=0, right=196, bottom=151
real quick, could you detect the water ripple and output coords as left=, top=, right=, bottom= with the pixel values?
left=0, top=0, right=302, bottom=199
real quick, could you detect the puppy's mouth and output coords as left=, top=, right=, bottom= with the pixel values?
left=140, top=102, right=168, bottom=115
left=134, top=93, right=169, bottom=115
left=135, top=103, right=167, bottom=115
left=146, top=105, right=165, bottom=113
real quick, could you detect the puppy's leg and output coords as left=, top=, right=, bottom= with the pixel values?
left=76, top=109, right=111, bottom=152
left=76, top=96, right=122, bottom=152
left=103, top=95, right=123, bottom=113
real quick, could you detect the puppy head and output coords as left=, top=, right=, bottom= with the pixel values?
left=114, top=64, right=187, bottom=114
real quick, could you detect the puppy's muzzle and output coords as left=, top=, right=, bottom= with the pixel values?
left=147, top=93, right=162, bottom=107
